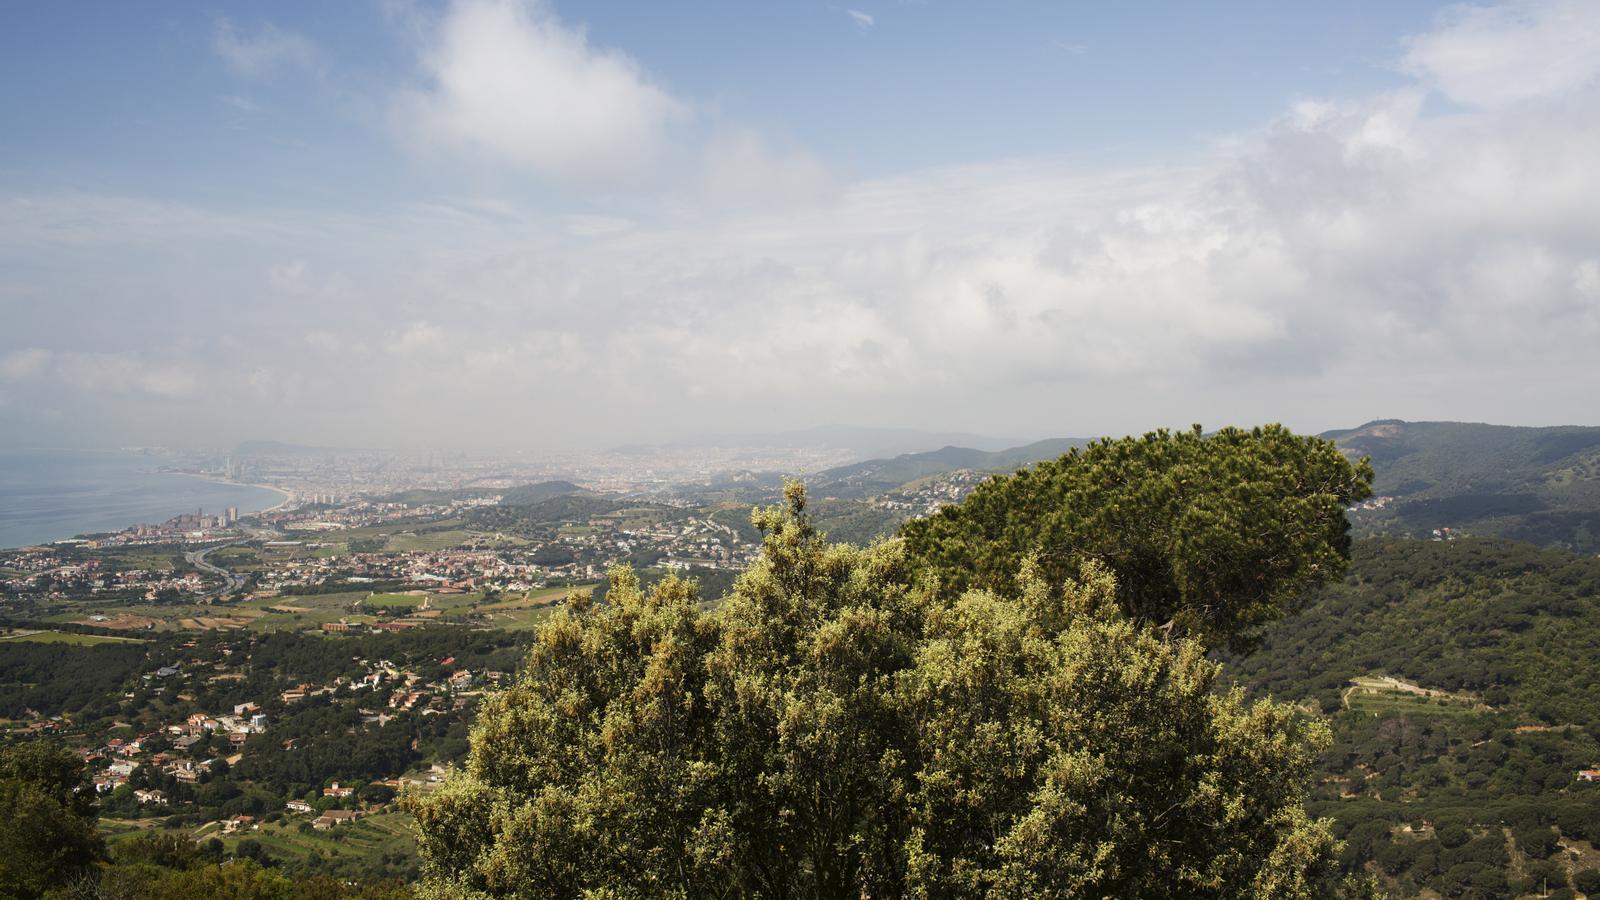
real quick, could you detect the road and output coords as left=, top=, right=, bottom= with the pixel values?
left=186, top=542, right=247, bottom=601
left=187, top=525, right=283, bottom=602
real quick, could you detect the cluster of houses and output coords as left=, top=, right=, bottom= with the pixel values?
left=245, top=546, right=556, bottom=598
left=623, top=517, right=754, bottom=572
left=79, top=732, right=163, bottom=794
left=0, top=549, right=212, bottom=602
left=876, top=470, right=989, bottom=517
left=274, top=656, right=499, bottom=712
left=68, top=669, right=276, bottom=796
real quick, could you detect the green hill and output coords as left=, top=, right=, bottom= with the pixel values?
left=1328, top=420, right=1600, bottom=552
left=1233, top=537, right=1600, bottom=725
left=1228, top=537, right=1600, bottom=897
left=499, top=480, right=590, bottom=505
left=808, top=437, right=1089, bottom=498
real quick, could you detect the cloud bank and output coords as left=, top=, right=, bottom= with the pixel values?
left=3, top=0, right=1599, bottom=447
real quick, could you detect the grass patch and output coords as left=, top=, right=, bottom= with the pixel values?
left=211, top=809, right=418, bottom=874
left=0, top=630, right=145, bottom=645
left=365, top=592, right=428, bottom=609
left=1344, top=678, right=1484, bottom=718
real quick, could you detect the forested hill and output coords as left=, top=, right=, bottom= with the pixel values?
left=1229, top=537, right=1600, bottom=897
left=498, top=480, right=589, bottom=505
left=1327, top=420, right=1600, bottom=552
left=1232, top=536, right=1600, bottom=726
left=807, top=437, right=1088, bottom=497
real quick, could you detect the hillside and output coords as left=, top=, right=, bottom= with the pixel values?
left=807, top=437, right=1088, bottom=498
left=1328, top=420, right=1600, bottom=552
left=498, top=480, right=589, bottom=505
left=1233, top=537, right=1600, bottom=725
left=1229, top=537, right=1600, bottom=897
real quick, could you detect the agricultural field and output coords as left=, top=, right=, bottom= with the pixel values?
left=50, top=600, right=232, bottom=632
left=382, top=530, right=476, bottom=553
left=362, top=592, right=429, bottom=609
left=211, top=810, right=418, bottom=878
left=236, top=590, right=371, bottom=632
left=475, top=584, right=594, bottom=630
left=98, top=547, right=186, bottom=573
left=1343, top=675, right=1487, bottom=718
left=0, top=629, right=145, bottom=646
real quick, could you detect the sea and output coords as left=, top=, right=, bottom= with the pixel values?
left=0, top=449, right=287, bottom=550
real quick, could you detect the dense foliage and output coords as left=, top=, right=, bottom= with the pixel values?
left=1229, top=536, right=1600, bottom=896
left=0, top=639, right=145, bottom=719
left=0, top=742, right=103, bottom=897
left=409, top=481, right=1352, bottom=898
left=1231, top=537, right=1600, bottom=726
left=902, top=425, right=1373, bottom=648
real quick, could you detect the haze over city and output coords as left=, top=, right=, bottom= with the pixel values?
left=4, top=0, right=1599, bottom=450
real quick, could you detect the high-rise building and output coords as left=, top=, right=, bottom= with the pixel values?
left=227, top=506, right=239, bottom=524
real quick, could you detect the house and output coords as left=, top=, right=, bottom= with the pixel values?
left=134, top=789, right=167, bottom=805
left=222, top=815, right=255, bottom=834
left=1579, top=769, right=1600, bottom=781
left=311, top=809, right=360, bottom=830
left=323, top=782, right=354, bottom=798
left=286, top=800, right=313, bottom=813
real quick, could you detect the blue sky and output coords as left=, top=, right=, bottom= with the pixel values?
left=3, top=2, right=1441, bottom=202
left=2, top=1, right=1599, bottom=448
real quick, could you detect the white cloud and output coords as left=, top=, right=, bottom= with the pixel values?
left=6, top=0, right=1600, bottom=445
left=698, top=130, right=834, bottom=208
left=1403, top=0, right=1600, bottom=107
left=395, top=0, right=685, bottom=183
left=0, top=348, right=52, bottom=380
left=847, top=10, right=875, bottom=29
left=213, top=19, right=320, bottom=78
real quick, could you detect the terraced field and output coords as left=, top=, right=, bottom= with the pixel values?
left=1342, top=675, right=1486, bottom=717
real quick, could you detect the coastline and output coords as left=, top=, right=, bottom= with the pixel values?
left=167, top=471, right=294, bottom=513
left=0, top=454, right=297, bottom=549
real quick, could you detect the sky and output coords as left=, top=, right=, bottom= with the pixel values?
left=2, top=0, right=1598, bottom=450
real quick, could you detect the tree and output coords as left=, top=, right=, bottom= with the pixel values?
left=1515, top=823, right=1561, bottom=859
left=410, top=481, right=1350, bottom=897
left=132, top=859, right=294, bottom=899
left=0, top=741, right=104, bottom=898
left=114, top=831, right=208, bottom=870
left=901, top=425, right=1373, bottom=649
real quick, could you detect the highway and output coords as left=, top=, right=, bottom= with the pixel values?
left=186, top=542, right=246, bottom=601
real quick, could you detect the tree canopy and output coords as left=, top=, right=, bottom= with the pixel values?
left=901, top=424, right=1373, bottom=648
left=409, top=475, right=1356, bottom=897
left=0, top=742, right=103, bottom=899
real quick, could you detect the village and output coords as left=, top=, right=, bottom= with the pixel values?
left=9, top=621, right=521, bottom=876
